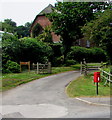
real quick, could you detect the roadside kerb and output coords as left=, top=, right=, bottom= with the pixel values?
left=65, top=80, right=111, bottom=107
left=75, top=97, right=111, bottom=107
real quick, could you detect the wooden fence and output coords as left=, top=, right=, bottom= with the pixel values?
left=99, top=68, right=112, bottom=86
left=80, top=59, right=112, bottom=86
left=80, top=60, right=100, bottom=75
left=33, top=62, right=52, bottom=74
left=80, top=60, right=87, bottom=75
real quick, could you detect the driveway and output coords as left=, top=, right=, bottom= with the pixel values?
left=0, top=71, right=110, bottom=118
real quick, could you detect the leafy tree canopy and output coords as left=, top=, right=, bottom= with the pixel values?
left=36, top=26, right=53, bottom=44
left=1, top=19, right=32, bottom=38
left=82, top=9, right=112, bottom=64
left=31, top=23, right=43, bottom=38
left=4, top=19, right=17, bottom=27
left=1, top=19, right=17, bottom=33
left=48, top=2, right=110, bottom=58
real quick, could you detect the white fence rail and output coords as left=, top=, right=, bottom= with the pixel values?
left=33, top=62, right=52, bottom=74
left=80, top=61, right=100, bottom=75
left=80, top=59, right=112, bottom=86
left=99, top=68, right=112, bottom=86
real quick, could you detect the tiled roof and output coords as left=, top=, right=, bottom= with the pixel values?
left=38, top=4, right=54, bottom=16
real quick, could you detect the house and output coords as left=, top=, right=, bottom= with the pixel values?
left=30, top=4, right=60, bottom=43
left=30, top=4, right=93, bottom=47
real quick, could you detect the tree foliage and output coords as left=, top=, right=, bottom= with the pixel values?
left=1, top=19, right=32, bottom=38
left=19, top=37, right=53, bottom=63
left=1, top=19, right=17, bottom=33
left=31, top=23, right=43, bottom=38
left=67, top=46, right=106, bottom=63
left=48, top=2, right=110, bottom=58
left=2, top=33, right=21, bottom=63
left=2, top=33, right=53, bottom=64
left=82, top=9, right=112, bottom=64
left=36, top=26, right=52, bottom=43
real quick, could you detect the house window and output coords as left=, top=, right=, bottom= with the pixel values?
left=78, top=39, right=81, bottom=46
left=86, top=40, right=90, bottom=48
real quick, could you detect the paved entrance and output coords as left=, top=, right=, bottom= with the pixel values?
left=0, top=71, right=110, bottom=118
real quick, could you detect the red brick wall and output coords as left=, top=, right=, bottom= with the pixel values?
left=34, top=16, right=51, bottom=28
left=31, top=16, right=60, bottom=43
left=51, top=32, right=60, bottom=43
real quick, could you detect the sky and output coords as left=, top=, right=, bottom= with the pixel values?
left=1, top=0, right=57, bottom=26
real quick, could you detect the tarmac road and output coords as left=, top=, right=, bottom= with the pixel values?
left=0, top=71, right=110, bottom=118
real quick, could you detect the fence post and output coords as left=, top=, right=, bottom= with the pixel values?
left=84, top=59, right=87, bottom=76
left=20, top=62, right=22, bottom=72
left=28, top=61, right=30, bottom=73
left=33, top=63, right=34, bottom=69
left=100, top=61, right=103, bottom=68
left=109, top=71, right=111, bottom=86
left=37, top=62, right=39, bottom=74
left=80, top=62, right=82, bottom=74
left=48, top=62, right=51, bottom=74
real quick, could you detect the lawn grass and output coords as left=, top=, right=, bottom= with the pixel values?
left=66, top=72, right=110, bottom=97
left=2, top=66, right=79, bottom=91
left=87, top=63, right=101, bottom=66
left=71, top=64, right=81, bottom=70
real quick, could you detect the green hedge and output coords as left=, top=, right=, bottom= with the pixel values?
left=67, top=46, right=106, bottom=63
left=2, top=34, right=53, bottom=72
left=2, top=35, right=53, bottom=64
left=50, top=43, right=63, bottom=66
left=3, top=60, right=20, bottom=73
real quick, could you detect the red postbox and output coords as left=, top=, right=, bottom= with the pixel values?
left=94, top=72, right=100, bottom=83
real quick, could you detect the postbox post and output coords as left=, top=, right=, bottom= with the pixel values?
left=94, top=72, right=100, bottom=95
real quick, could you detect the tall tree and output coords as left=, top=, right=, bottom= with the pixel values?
left=82, top=9, right=112, bottom=64
left=1, top=19, right=17, bottom=33
left=16, top=22, right=32, bottom=38
left=4, top=19, right=16, bottom=27
left=48, top=2, right=110, bottom=59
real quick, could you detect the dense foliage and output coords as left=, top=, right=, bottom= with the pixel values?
left=1, top=19, right=17, bottom=33
left=2, top=2, right=112, bottom=73
left=2, top=33, right=53, bottom=73
left=3, top=60, right=20, bottom=73
left=19, top=37, right=53, bottom=63
left=36, top=26, right=53, bottom=43
left=48, top=2, right=110, bottom=58
left=0, top=19, right=32, bottom=38
left=82, top=9, right=112, bottom=64
left=31, top=23, right=43, bottom=38
left=67, top=46, right=106, bottom=63
left=16, top=22, right=31, bottom=38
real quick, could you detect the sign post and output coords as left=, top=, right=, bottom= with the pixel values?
left=96, top=82, right=98, bottom=95
left=20, top=61, right=30, bottom=72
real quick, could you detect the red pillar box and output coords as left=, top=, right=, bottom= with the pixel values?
left=94, top=72, right=100, bottom=83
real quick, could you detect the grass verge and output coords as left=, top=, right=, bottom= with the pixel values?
left=2, top=66, right=79, bottom=91
left=66, top=72, right=110, bottom=97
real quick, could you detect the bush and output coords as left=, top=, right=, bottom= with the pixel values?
left=65, top=59, right=77, bottom=66
left=50, top=43, right=62, bottom=57
left=67, top=46, right=106, bottom=63
left=19, top=37, right=53, bottom=63
left=53, top=56, right=64, bottom=67
left=2, top=33, right=21, bottom=63
left=91, top=47, right=107, bottom=62
left=3, top=60, right=20, bottom=73
left=49, top=43, right=63, bottom=66
left=2, top=35, right=53, bottom=64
